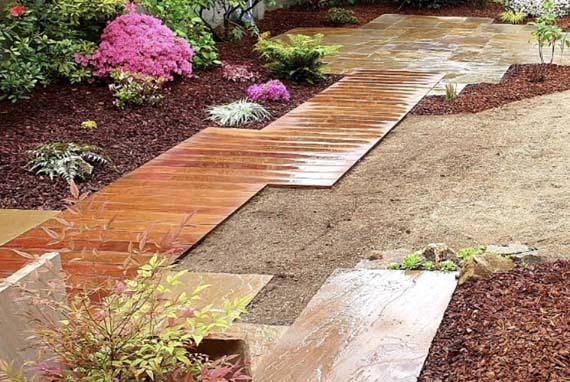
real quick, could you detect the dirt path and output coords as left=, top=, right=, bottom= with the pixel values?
left=179, top=90, right=570, bottom=325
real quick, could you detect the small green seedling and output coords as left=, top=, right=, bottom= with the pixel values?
left=81, top=120, right=97, bottom=129
left=422, top=261, right=435, bottom=271
left=457, top=246, right=487, bottom=262
left=387, top=262, right=401, bottom=270
left=401, top=254, right=425, bottom=270
left=445, top=83, right=458, bottom=101
left=438, top=260, right=458, bottom=272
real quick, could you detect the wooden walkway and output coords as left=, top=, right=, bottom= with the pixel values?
left=0, top=70, right=442, bottom=283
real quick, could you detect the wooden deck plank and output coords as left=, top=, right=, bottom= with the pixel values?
left=0, top=70, right=442, bottom=283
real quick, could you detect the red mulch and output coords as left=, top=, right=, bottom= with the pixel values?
left=412, top=64, right=570, bottom=115
left=0, top=40, right=339, bottom=210
left=420, top=261, right=570, bottom=382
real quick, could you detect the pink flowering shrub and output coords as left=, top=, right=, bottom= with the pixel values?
left=247, top=80, right=291, bottom=103
left=221, top=62, right=258, bottom=82
left=77, top=8, right=194, bottom=81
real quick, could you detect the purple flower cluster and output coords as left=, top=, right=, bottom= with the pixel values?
left=76, top=6, right=194, bottom=81
left=247, top=80, right=291, bottom=103
left=221, top=62, right=257, bottom=82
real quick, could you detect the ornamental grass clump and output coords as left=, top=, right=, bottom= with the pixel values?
left=78, top=7, right=194, bottom=80
left=207, top=99, right=271, bottom=126
left=247, top=80, right=291, bottom=103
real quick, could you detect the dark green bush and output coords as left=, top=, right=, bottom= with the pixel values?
left=326, top=7, right=359, bottom=25
left=254, top=33, right=341, bottom=84
left=0, top=0, right=121, bottom=102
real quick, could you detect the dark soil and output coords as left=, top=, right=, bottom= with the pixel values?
left=0, top=42, right=339, bottom=210
left=420, top=261, right=570, bottom=382
left=413, top=64, right=570, bottom=115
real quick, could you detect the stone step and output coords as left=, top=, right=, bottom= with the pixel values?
left=166, top=271, right=272, bottom=313
left=254, top=269, right=457, bottom=382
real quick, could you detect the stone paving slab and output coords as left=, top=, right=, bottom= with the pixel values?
left=167, top=272, right=272, bottom=310
left=254, top=269, right=457, bottom=382
left=0, top=209, right=59, bottom=247
left=281, top=14, right=566, bottom=95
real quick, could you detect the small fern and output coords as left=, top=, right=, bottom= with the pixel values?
left=500, top=10, right=527, bottom=24
left=254, top=33, right=341, bottom=84
left=207, top=100, right=271, bottom=127
left=26, top=143, right=112, bottom=183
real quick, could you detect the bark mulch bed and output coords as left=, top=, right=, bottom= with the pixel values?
left=0, top=41, right=339, bottom=210
left=420, top=261, right=570, bottom=382
left=412, top=64, right=570, bottom=115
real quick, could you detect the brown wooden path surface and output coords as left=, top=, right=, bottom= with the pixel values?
left=0, top=70, right=442, bottom=283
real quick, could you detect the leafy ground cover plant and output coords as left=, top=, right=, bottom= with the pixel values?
left=26, top=143, right=112, bottom=183
left=78, top=7, right=194, bottom=80
left=222, top=63, right=258, bottom=82
left=207, top=100, right=271, bottom=126
left=254, top=33, right=341, bottom=84
left=326, top=7, right=359, bottom=25
left=109, top=69, right=166, bottom=109
left=529, top=0, right=569, bottom=64
left=388, top=253, right=458, bottom=272
left=247, top=80, right=291, bottom=102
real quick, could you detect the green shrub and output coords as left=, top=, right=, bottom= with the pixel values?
left=500, top=10, right=527, bottom=24
left=207, top=99, right=271, bottom=126
left=326, top=7, right=359, bottom=25
left=255, top=33, right=341, bottom=84
left=140, top=0, right=219, bottom=68
left=26, top=142, right=112, bottom=183
left=58, top=0, right=126, bottom=26
left=109, top=69, right=166, bottom=109
left=0, top=0, right=115, bottom=101
left=0, top=256, right=250, bottom=382
left=529, top=0, right=570, bottom=64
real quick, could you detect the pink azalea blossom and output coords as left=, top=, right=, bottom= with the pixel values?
left=247, top=80, right=291, bottom=103
left=78, top=8, right=194, bottom=81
